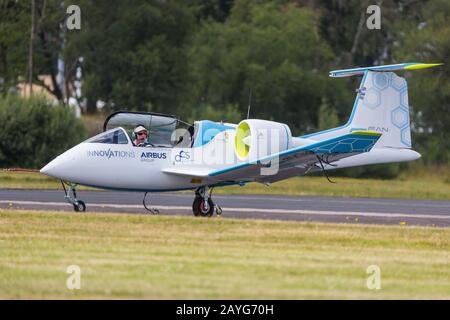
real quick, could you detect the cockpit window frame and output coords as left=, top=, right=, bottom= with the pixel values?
left=103, top=111, right=182, bottom=132
left=84, top=127, right=131, bottom=145
left=103, top=111, right=193, bottom=148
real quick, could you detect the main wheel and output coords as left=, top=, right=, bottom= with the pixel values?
left=73, top=200, right=86, bottom=212
left=192, top=197, right=214, bottom=217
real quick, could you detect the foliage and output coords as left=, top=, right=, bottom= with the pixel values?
left=317, top=98, right=339, bottom=131
left=186, top=103, right=242, bottom=125
left=317, top=0, right=426, bottom=66
left=0, top=0, right=71, bottom=100
left=392, top=0, right=450, bottom=163
left=0, top=0, right=448, bottom=170
left=0, top=95, right=86, bottom=168
left=65, top=0, right=196, bottom=113
left=332, top=163, right=401, bottom=180
left=186, top=2, right=335, bottom=133
left=0, top=0, right=29, bottom=91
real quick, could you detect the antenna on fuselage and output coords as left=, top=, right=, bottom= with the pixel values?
left=246, top=88, right=252, bottom=119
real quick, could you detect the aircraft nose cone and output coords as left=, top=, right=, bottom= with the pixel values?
left=40, top=144, right=80, bottom=179
left=40, top=159, right=58, bottom=176
left=40, top=157, right=64, bottom=178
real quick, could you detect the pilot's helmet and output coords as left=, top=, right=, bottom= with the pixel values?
left=134, top=125, right=148, bottom=135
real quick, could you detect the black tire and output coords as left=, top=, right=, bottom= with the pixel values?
left=192, top=197, right=214, bottom=217
left=73, top=200, right=86, bottom=212
left=192, top=197, right=201, bottom=216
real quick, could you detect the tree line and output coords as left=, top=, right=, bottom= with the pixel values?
left=0, top=0, right=448, bottom=163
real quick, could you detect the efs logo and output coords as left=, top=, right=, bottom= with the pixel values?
left=175, top=150, right=190, bottom=162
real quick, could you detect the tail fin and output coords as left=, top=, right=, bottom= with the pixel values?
left=347, top=70, right=411, bottom=148
left=303, top=62, right=441, bottom=149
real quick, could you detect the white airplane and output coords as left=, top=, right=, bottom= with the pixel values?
left=41, top=62, right=440, bottom=216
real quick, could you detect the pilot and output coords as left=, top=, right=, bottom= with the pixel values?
left=133, top=125, right=149, bottom=146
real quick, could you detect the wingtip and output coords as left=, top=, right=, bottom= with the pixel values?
left=404, top=62, right=444, bottom=70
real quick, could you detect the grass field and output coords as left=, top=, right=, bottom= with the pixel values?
left=0, top=171, right=98, bottom=191
left=1, top=209, right=449, bottom=299
left=1, top=164, right=449, bottom=200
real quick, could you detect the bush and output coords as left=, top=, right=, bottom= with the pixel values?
left=185, top=104, right=243, bottom=124
left=330, top=163, right=401, bottom=179
left=0, top=95, right=87, bottom=169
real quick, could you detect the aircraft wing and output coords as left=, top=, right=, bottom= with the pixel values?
left=162, top=131, right=381, bottom=182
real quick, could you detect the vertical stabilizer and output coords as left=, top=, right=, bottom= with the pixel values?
left=303, top=70, right=412, bottom=149
left=348, top=71, right=411, bottom=148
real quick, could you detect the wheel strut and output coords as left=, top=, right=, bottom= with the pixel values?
left=61, top=180, right=86, bottom=212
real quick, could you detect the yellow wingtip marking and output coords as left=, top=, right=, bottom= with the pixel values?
left=404, top=63, right=443, bottom=70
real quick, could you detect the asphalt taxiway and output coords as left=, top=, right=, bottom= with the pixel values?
left=1, top=189, right=449, bottom=227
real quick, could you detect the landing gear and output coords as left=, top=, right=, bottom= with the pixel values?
left=192, top=186, right=222, bottom=217
left=61, top=181, right=86, bottom=212
left=74, top=200, right=86, bottom=212
left=143, top=192, right=159, bottom=215
left=193, top=196, right=214, bottom=216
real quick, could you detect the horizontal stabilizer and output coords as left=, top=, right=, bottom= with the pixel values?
left=329, top=62, right=442, bottom=78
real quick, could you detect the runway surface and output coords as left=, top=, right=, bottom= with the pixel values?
left=1, top=189, right=449, bottom=227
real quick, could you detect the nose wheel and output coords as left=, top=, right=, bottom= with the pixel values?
left=192, top=186, right=221, bottom=217
left=73, top=200, right=86, bottom=212
left=61, top=181, right=86, bottom=212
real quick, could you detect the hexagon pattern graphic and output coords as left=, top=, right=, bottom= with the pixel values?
left=363, top=88, right=381, bottom=109
left=373, top=73, right=390, bottom=90
left=391, top=75, right=407, bottom=91
left=401, top=126, right=412, bottom=147
left=400, top=89, right=408, bottom=108
left=366, top=72, right=411, bottom=148
left=311, top=136, right=378, bottom=154
left=391, top=107, right=409, bottom=129
left=357, top=72, right=412, bottom=148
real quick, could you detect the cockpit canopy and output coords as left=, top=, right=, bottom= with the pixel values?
left=86, top=127, right=130, bottom=145
left=102, top=111, right=193, bottom=147
left=87, top=111, right=236, bottom=148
